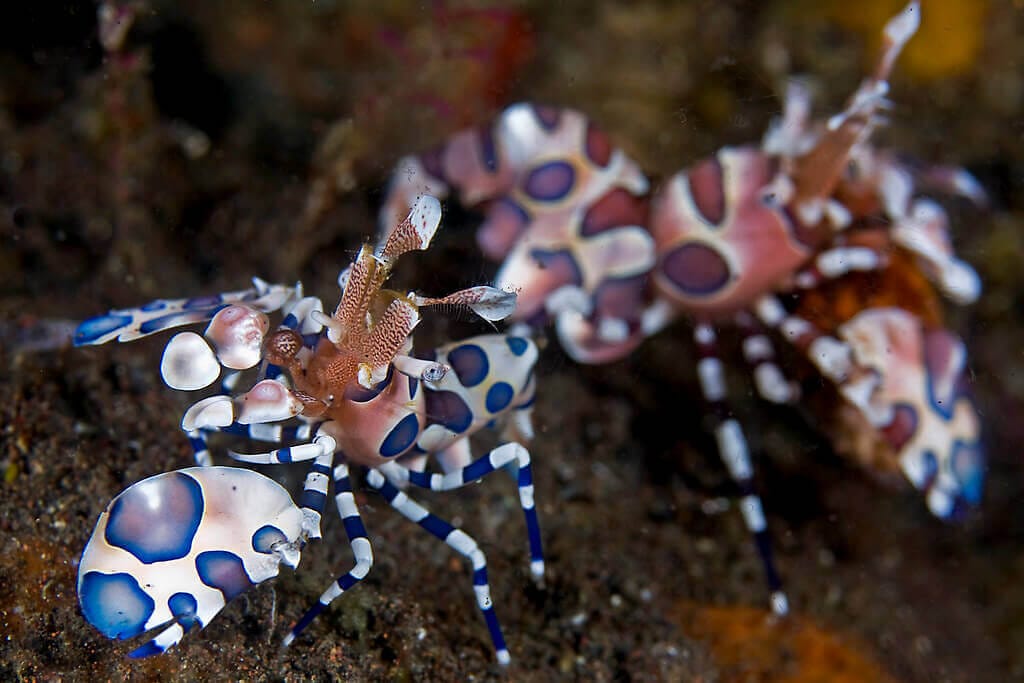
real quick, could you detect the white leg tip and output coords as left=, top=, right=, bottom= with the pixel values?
left=530, top=559, right=546, bottom=580
left=497, top=649, right=512, bottom=666
left=770, top=591, right=790, bottom=616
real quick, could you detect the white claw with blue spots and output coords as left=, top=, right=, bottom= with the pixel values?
left=72, top=196, right=546, bottom=666
left=78, top=467, right=303, bottom=657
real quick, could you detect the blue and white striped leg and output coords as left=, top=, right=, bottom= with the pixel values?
left=280, top=296, right=325, bottom=337
left=227, top=429, right=336, bottom=465
left=284, top=462, right=373, bottom=647
left=187, top=428, right=216, bottom=467
left=694, top=322, right=788, bottom=616
left=220, top=369, right=242, bottom=394
left=365, top=469, right=511, bottom=666
left=379, top=441, right=544, bottom=582
left=297, top=452, right=335, bottom=540
left=734, top=312, right=798, bottom=405
left=186, top=420, right=323, bottom=466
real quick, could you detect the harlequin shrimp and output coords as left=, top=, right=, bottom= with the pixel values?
left=380, top=2, right=984, bottom=615
left=75, top=196, right=543, bottom=665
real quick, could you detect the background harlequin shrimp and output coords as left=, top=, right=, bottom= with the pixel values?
left=379, top=2, right=982, bottom=618
left=2, top=0, right=1024, bottom=681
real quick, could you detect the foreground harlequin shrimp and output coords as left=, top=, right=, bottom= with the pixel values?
left=381, top=2, right=984, bottom=615
left=74, top=196, right=543, bottom=665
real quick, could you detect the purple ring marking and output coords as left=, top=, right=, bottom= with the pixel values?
left=660, top=242, right=732, bottom=297
left=523, top=161, right=575, bottom=202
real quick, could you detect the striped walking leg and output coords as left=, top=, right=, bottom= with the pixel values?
left=753, top=293, right=884, bottom=418
left=187, top=420, right=323, bottom=466
left=694, top=322, right=789, bottom=616
left=296, top=451, right=334, bottom=540
left=378, top=441, right=545, bottom=581
left=284, top=461, right=373, bottom=646
left=754, top=294, right=856, bottom=385
left=791, top=245, right=885, bottom=290
left=365, top=468, right=512, bottom=666
left=734, top=312, right=798, bottom=405
left=226, top=429, right=336, bottom=466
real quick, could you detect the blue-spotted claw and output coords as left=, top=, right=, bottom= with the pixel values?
left=78, top=467, right=303, bottom=657
left=837, top=308, right=983, bottom=518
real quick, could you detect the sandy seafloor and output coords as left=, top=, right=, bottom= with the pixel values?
left=2, top=1, right=1024, bottom=681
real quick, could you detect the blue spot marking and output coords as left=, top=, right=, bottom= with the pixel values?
left=506, top=337, right=529, bottom=356
left=448, top=344, right=489, bottom=387
left=951, top=440, right=984, bottom=505
left=79, top=571, right=155, bottom=639
left=196, top=550, right=254, bottom=601
left=73, top=313, right=133, bottom=346
left=141, top=300, right=167, bottom=312
left=252, top=525, right=288, bottom=554
left=486, top=382, right=515, bottom=413
left=379, top=413, right=420, bottom=458
left=409, top=375, right=419, bottom=399
left=281, top=313, right=298, bottom=329
left=425, top=390, right=474, bottom=433
left=523, top=160, right=575, bottom=202
left=106, top=472, right=203, bottom=564
left=660, top=242, right=732, bottom=297
left=168, top=592, right=199, bottom=631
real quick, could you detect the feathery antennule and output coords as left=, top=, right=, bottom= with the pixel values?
left=416, top=286, right=518, bottom=323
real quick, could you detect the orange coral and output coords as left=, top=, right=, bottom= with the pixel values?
left=675, top=602, right=900, bottom=683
